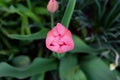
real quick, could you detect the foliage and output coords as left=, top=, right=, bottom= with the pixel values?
left=0, top=0, right=120, bottom=80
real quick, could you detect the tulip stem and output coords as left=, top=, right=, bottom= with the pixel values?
left=50, top=13, right=54, bottom=28
left=52, top=52, right=65, bottom=59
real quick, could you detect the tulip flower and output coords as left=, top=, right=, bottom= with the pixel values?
left=47, top=0, right=58, bottom=13
left=46, top=23, right=74, bottom=53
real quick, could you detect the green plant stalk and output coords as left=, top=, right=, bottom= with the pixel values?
left=51, top=13, right=54, bottom=28
left=21, top=16, right=25, bottom=35
left=0, top=27, right=11, bottom=48
left=21, top=16, right=31, bottom=35
left=0, top=26, right=8, bottom=35
left=1, top=36, right=11, bottom=49
left=61, top=0, right=76, bottom=28
left=52, top=52, right=65, bottom=59
left=37, top=47, right=43, bottom=57
left=25, top=17, right=31, bottom=35
left=26, top=27, right=31, bottom=35
left=21, top=24, right=25, bottom=35
left=27, top=0, right=32, bottom=10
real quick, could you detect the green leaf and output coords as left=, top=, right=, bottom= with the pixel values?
left=34, top=7, right=49, bottom=15
left=61, top=0, right=76, bottom=28
left=117, top=76, right=120, bottom=80
left=0, top=0, right=11, bottom=7
left=105, top=0, right=120, bottom=27
left=80, top=56, right=117, bottom=80
left=30, top=73, right=45, bottom=80
left=95, top=0, right=108, bottom=19
left=70, top=35, right=96, bottom=54
left=12, top=56, right=31, bottom=68
left=101, top=0, right=108, bottom=18
left=95, top=0, right=101, bottom=19
left=73, top=69, right=87, bottom=80
left=0, top=58, right=57, bottom=79
left=17, top=4, right=42, bottom=25
left=59, top=55, right=77, bottom=80
left=0, top=5, right=23, bottom=15
left=7, top=28, right=49, bottom=40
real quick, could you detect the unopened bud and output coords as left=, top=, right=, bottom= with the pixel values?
left=47, top=0, right=58, bottom=13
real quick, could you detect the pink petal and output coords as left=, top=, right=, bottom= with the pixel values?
left=61, top=45, right=74, bottom=52
left=46, top=36, right=54, bottom=47
left=46, top=31, right=54, bottom=48
left=62, top=31, right=74, bottom=47
left=49, top=44, right=59, bottom=52
left=56, top=49, right=64, bottom=53
left=56, top=23, right=66, bottom=36
left=52, top=26, right=59, bottom=36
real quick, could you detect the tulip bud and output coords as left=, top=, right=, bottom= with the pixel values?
left=46, top=23, right=74, bottom=53
left=47, top=0, right=58, bottom=13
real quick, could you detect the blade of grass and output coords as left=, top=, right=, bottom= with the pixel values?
left=105, top=0, right=120, bottom=27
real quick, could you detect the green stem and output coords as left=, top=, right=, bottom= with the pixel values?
left=26, top=27, right=31, bottom=35
left=50, top=13, right=54, bottom=28
left=0, top=26, right=8, bottom=35
left=27, top=0, right=32, bottom=10
left=0, top=27, right=11, bottom=48
left=1, top=36, right=11, bottom=49
left=21, top=16, right=31, bottom=35
left=61, top=0, right=76, bottom=28
left=52, top=52, right=65, bottom=59
left=37, top=48, right=43, bottom=57
left=25, top=17, right=31, bottom=35
left=21, top=24, right=25, bottom=35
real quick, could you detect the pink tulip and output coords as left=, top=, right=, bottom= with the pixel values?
left=46, top=23, right=74, bottom=53
left=47, top=0, right=58, bottom=13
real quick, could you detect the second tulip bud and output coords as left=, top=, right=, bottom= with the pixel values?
left=47, top=0, right=59, bottom=13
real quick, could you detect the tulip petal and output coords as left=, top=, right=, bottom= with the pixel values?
left=49, top=44, right=59, bottom=52
left=56, top=23, right=66, bottom=36
left=62, top=31, right=74, bottom=46
left=46, top=31, right=54, bottom=47
left=61, top=46, right=73, bottom=52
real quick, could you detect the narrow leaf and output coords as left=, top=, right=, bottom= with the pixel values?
left=105, top=0, right=120, bottom=27
left=7, top=28, right=49, bottom=40
left=17, top=4, right=42, bottom=25
left=61, top=0, right=76, bottom=28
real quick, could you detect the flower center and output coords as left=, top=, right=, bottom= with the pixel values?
left=59, top=42, right=66, bottom=47
left=50, top=43, right=54, bottom=46
left=50, top=36, right=66, bottom=48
